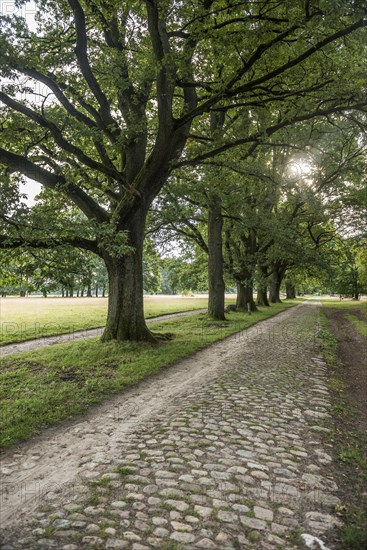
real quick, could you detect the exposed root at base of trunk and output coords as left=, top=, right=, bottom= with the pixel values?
left=151, top=332, right=176, bottom=341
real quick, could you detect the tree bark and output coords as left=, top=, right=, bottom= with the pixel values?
left=257, top=286, right=270, bottom=306
left=285, top=280, right=296, bottom=299
left=95, top=286, right=98, bottom=298
left=102, top=209, right=155, bottom=342
left=236, top=282, right=257, bottom=312
left=269, top=265, right=286, bottom=303
left=87, top=284, right=92, bottom=297
left=207, top=194, right=225, bottom=320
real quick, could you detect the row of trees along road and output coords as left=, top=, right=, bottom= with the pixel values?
left=150, top=118, right=367, bottom=315
left=1, top=1, right=367, bottom=340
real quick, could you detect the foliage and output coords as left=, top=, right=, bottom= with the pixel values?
left=0, top=0, right=367, bottom=340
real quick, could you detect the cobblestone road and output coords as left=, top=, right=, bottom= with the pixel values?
left=1, top=304, right=343, bottom=549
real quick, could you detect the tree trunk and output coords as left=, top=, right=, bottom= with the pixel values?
left=70, top=287, right=74, bottom=297
left=257, top=286, right=270, bottom=306
left=42, top=290, right=47, bottom=298
left=95, top=286, right=98, bottom=298
left=19, top=290, right=26, bottom=297
left=236, top=282, right=257, bottom=312
left=65, top=289, right=69, bottom=297
left=61, top=287, right=65, bottom=297
left=102, top=285, right=106, bottom=297
left=269, top=266, right=285, bottom=303
left=76, top=288, right=80, bottom=297
left=285, top=280, right=296, bottom=299
left=207, top=194, right=225, bottom=320
left=81, top=287, right=84, bottom=297
left=87, top=284, right=92, bottom=297
left=102, top=209, right=154, bottom=342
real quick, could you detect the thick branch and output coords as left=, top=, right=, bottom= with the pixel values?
left=0, top=147, right=109, bottom=222
left=67, top=0, right=120, bottom=137
left=0, top=234, right=100, bottom=254
left=0, top=91, right=120, bottom=180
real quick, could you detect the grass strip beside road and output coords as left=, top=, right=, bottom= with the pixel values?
left=0, top=302, right=297, bottom=448
left=320, top=299, right=367, bottom=311
left=345, top=314, right=367, bottom=337
left=0, top=296, right=213, bottom=346
left=318, top=310, right=367, bottom=550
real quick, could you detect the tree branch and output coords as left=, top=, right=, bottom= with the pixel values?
left=67, top=0, right=120, bottom=137
left=0, top=147, right=109, bottom=222
left=0, top=234, right=100, bottom=254
left=0, top=91, right=120, bottom=180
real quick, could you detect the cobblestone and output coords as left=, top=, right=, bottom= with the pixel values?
left=0, top=304, right=343, bottom=549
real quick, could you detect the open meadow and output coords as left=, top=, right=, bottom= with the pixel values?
left=0, top=295, right=222, bottom=346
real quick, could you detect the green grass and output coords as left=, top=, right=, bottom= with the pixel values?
left=0, top=295, right=217, bottom=346
left=318, top=310, right=367, bottom=550
left=345, top=314, right=367, bottom=337
left=0, top=302, right=296, bottom=448
left=320, top=299, right=367, bottom=311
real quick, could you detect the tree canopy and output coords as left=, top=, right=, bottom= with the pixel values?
left=1, top=0, right=367, bottom=339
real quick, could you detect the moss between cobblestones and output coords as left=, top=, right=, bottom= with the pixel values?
left=0, top=302, right=297, bottom=448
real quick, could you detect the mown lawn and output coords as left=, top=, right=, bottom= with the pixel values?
left=0, top=301, right=297, bottom=448
left=320, top=298, right=367, bottom=311
left=0, top=295, right=218, bottom=346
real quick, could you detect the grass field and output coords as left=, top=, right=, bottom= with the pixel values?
left=320, top=298, right=367, bottom=310
left=0, top=301, right=297, bottom=448
left=0, top=295, right=222, bottom=346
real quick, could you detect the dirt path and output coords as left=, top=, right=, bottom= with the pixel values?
left=324, top=307, right=367, bottom=432
left=0, top=309, right=207, bottom=357
left=0, top=303, right=345, bottom=549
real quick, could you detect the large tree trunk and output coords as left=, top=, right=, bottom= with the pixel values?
left=257, top=286, right=270, bottom=306
left=87, top=284, right=92, bottom=297
left=285, top=280, right=296, bottom=299
left=207, top=194, right=225, bottom=320
left=236, top=282, right=257, bottom=312
left=102, top=209, right=154, bottom=342
left=269, top=266, right=286, bottom=303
